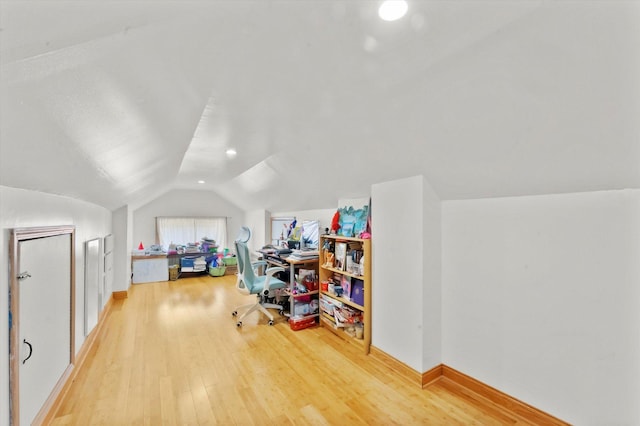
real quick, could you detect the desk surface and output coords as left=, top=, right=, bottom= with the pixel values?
left=132, top=254, right=167, bottom=260
left=259, top=251, right=319, bottom=294
left=259, top=251, right=318, bottom=266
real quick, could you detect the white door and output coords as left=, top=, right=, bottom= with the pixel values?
left=103, top=251, right=114, bottom=308
left=85, top=238, right=101, bottom=336
left=18, top=234, right=71, bottom=425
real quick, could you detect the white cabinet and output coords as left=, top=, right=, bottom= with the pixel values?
left=131, top=256, right=169, bottom=283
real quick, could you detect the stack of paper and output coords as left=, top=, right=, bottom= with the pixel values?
left=288, top=249, right=319, bottom=260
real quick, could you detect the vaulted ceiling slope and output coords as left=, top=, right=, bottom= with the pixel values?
left=1, top=1, right=638, bottom=212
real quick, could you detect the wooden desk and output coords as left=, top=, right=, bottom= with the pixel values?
left=260, top=252, right=318, bottom=288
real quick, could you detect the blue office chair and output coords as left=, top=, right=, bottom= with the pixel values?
left=231, top=227, right=287, bottom=327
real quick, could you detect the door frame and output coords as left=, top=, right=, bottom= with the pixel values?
left=9, top=225, right=76, bottom=426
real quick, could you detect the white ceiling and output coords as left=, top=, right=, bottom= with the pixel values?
left=1, top=1, right=638, bottom=212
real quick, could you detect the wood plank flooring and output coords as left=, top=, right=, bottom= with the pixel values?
left=50, top=275, right=537, bottom=425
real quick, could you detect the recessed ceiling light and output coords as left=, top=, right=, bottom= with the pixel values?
left=197, top=180, right=205, bottom=184
left=226, top=148, right=237, bottom=158
left=364, top=36, right=378, bottom=52
left=378, top=0, right=408, bottom=21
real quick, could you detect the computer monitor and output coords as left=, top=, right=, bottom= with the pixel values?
left=300, top=220, right=319, bottom=249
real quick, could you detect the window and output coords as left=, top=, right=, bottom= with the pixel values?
left=270, top=217, right=295, bottom=246
left=156, top=217, right=227, bottom=250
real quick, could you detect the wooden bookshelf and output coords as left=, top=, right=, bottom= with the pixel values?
left=318, top=235, right=371, bottom=354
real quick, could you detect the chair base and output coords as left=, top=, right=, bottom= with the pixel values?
left=232, top=295, right=283, bottom=326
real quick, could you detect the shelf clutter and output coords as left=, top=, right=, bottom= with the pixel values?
left=131, top=238, right=239, bottom=283
left=318, top=234, right=371, bottom=353
left=165, top=244, right=237, bottom=280
left=180, top=256, right=207, bottom=273
left=287, top=268, right=319, bottom=331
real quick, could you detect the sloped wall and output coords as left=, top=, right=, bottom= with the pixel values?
left=0, top=185, right=111, bottom=426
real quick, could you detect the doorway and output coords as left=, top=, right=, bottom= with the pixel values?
left=9, top=226, right=75, bottom=425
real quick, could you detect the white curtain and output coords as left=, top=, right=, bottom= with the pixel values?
left=195, top=218, right=227, bottom=250
left=156, top=217, right=227, bottom=250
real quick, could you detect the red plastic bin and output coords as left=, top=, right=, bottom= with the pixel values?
left=289, top=316, right=316, bottom=331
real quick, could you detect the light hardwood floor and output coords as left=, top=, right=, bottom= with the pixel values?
left=51, top=275, right=537, bottom=425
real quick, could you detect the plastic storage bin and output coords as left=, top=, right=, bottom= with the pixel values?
left=289, top=316, right=316, bottom=331
left=209, top=266, right=226, bottom=277
left=222, top=256, right=237, bottom=266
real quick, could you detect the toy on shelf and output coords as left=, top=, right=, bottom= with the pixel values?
left=323, top=252, right=334, bottom=268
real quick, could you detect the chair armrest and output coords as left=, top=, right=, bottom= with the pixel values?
left=250, top=260, right=267, bottom=275
left=262, top=266, right=285, bottom=294
left=265, top=266, right=284, bottom=275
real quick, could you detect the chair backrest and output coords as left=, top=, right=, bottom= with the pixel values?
left=235, top=240, right=256, bottom=294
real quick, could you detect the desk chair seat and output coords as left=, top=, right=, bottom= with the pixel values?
left=232, top=239, right=287, bottom=327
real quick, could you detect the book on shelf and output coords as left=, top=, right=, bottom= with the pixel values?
left=331, top=273, right=343, bottom=286
left=340, top=275, right=352, bottom=300
left=334, top=242, right=347, bottom=271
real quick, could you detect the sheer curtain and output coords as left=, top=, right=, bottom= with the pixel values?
left=156, top=217, right=227, bottom=250
left=195, top=218, right=227, bottom=250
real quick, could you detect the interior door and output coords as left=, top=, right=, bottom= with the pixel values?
left=10, top=227, right=74, bottom=426
left=103, top=234, right=114, bottom=309
left=85, top=238, right=101, bottom=336
left=103, top=251, right=113, bottom=308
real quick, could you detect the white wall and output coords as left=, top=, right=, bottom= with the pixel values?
left=442, top=189, right=640, bottom=425
left=244, top=209, right=269, bottom=254
left=132, top=189, right=244, bottom=253
left=0, top=186, right=112, bottom=426
left=242, top=208, right=334, bottom=262
left=239, top=208, right=336, bottom=254
left=371, top=175, right=442, bottom=372
left=270, top=208, right=335, bottom=238
left=338, top=198, right=369, bottom=211
left=112, top=205, right=132, bottom=292
left=421, top=178, right=442, bottom=370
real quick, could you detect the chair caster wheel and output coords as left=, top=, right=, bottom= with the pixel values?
left=231, top=311, right=237, bottom=317
left=268, top=320, right=274, bottom=326
left=236, top=321, right=242, bottom=327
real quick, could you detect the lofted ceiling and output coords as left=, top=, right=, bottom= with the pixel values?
left=1, top=0, right=639, bottom=212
